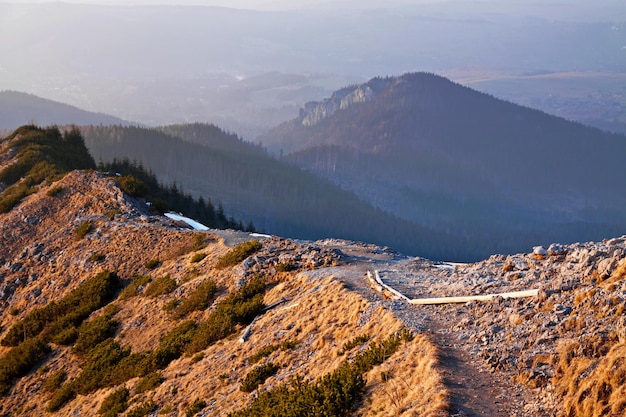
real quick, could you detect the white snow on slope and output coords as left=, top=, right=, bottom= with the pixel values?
left=165, top=212, right=209, bottom=231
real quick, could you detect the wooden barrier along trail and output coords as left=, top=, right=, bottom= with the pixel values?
left=406, top=289, right=539, bottom=305
left=367, top=270, right=538, bottom=305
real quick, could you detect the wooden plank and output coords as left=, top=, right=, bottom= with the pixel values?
left=407, top=289, right=539, bottom=305
left=240, top=298, right=289, bottom=342
left=374, top=270, right=410, bottom=301
left=239, top=318, right=256, bottom=343
left=262, top=297, right=288, bottom=312
left=366, top=271, right=384, bottom=292
left=370, top=269, right=539, bottom=305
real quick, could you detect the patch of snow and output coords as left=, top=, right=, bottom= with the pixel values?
left=250, top=233, right=272, bottom=238
left=434, top=262, right=466, bottom=270
left=165, top=212, right=209, bottom=231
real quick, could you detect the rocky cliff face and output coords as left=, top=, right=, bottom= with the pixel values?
left=299, top=78, right=392, bottom=126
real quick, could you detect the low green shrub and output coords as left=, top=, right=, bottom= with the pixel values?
left=49, top=326, right=79, bottom=345
left=338, top=334, right=370, bottom=356
left=148, top=321, right=198, bottom=370
left=117, top=175, right=147, bottom=198
left=41, top=370, right=67, bottom=393
left=249, top=345, right=278, bottom=364
left=184, top=398, right=207, bottom=417
left=215, top=240, right=262, bottom=269
left=350, top=328, right=413, bottom=374
left=0, top=182, right=36, bottom=213
left=90, top=253, right=105, bottom=262
left=144, top=259, right=160, bottom=270
left=46, top=185, right=63, bottom=197
left=276, top=262, right=296, bottom=272
left=46, top=382, right=76, bottom=412
left=240, top=362, right=280, bottom=393
left=171, top=280, right=217, bottom=319
left=190, top=353, right=204, bottom=364
left=280, top=340, right=299, bottom=351
left=0, top=125, right=94, bottom=212
left=163, top=299, right=180, bottom=312
left=190, top=252, right=207, bottom=263
left=144, top=275, right=177, bottom=298
left=229, top=329, right=414, bottom=417
left=134, top=371, right=164, bottom=394
left=73, top=338, right=132, bottom=394
left=105, top=208, right=122, bottom=220
left=158, top=405, right=174, bottom=415
left=119, top=275, right=152, bottom=300
left=0, top=338, right=51, bottom=395
left=2, top=271, right=120, bottom=347
left=41, top=277, right=265, bottom=410
left=185, top=275, right=265, bottom=354
left=98, top=386, right=129, bottom=417
left=192, top=233, right=207, bottom=251
left=72, top=314, right=119, bottom=357
left=74, top=221, right=93, bottom=240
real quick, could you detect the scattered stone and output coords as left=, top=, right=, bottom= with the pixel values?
left=547, top=244, right=565, bottom=256
left=532, top=246, right=547, bottom=258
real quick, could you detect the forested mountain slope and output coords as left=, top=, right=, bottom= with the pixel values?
left=261, top=72, right=626, bottom=257
left=81, top=124, right=461, bottom=260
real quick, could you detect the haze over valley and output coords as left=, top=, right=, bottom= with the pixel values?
left=1, top=0, right=625, bottom=135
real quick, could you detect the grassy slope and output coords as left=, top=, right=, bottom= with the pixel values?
left=0, top=170, right=447, bottom=416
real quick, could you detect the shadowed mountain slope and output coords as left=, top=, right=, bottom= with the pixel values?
left=81, top=124, right=463, bottom=260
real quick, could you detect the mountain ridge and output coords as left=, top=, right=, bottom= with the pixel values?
left=261, top=72, right=626, bottom=257
left=0, top=91, right=130, bottom=131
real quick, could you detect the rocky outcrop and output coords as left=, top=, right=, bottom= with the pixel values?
left=234, top=237, right=343, bottom=281
left=299, top=77, right=394, bottom=126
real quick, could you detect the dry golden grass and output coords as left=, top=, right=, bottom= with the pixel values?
left=541, top=259, right=626, bottom=417
left=360, top=334, right=448, bottom=417
left=129, top=273, right=446, bottom=417
left=555, top=341, right=626, bottom=417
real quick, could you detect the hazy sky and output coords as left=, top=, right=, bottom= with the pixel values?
left=3, top=0, right=329, bottom=9
left=3, top=0, right=444, bottom=11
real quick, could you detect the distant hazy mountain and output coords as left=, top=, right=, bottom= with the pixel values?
left=0, top=91, right=128, bottom=130
left=261, top=72, right=626, bottom=256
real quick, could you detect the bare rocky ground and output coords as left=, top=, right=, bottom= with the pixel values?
left=309, top=236, right=626, bottom=417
